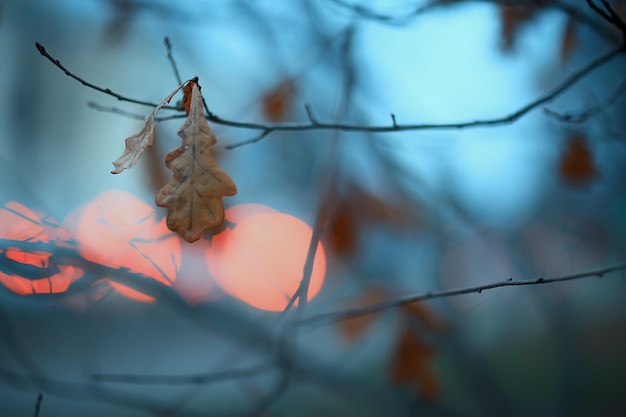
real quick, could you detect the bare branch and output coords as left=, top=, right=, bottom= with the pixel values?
left=223, top=46, right=622, bottom=147
left=225, top=129, right=271, bottom=150
left=545, top=75, right=626, bottom=123
left=36, top=42, right=622, bottom=148
left=90, top=362, right=274, bottom=386
left=298, top=262, right=626, bottom=327
left=87, top=102, right=146, bottom=120
left=33, top=394, right=43, bottom=417
left=88, top=102, right=187, bottom=121
left=586, top=0, right=626, bottom=49
left=330, top=0, right=618, bottom=41
left=163, top=36, right=183, bottom=86
left=35, top=42, right=180, bottom=110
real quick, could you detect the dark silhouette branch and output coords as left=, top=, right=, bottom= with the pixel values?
left=32, top=393, right=43, bottom=417
left=34, top=42, right=180, bottom=111
left=35, top=41, right=623, bottom=148
left=163, top=36, right=183, bottom=86
left=297, top=262, right=626, bottom=327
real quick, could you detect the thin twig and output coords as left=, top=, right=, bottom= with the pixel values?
left=87, top=102, right=146, bottom=120
left=221, top=47, right=622, bottom=146
left=87, top=102, right=186, bottom=121
left=34, top=42, right=179, bottom=110
left=329, top=0, right=618, bottom=41
left=544, top=75, right=626, bottom=123
left=164, top=36, right=183, bottom=86
left=33, top=393, right=43, bottom=417
left=297, top=262, right=626, bottom=327
left=586, top=0, right=626, bottom=30
left=35, top=42, right=623, bottom=147
left=91, top=362, right=274, bottom=386
left=226, top=129, right=271, bottom=149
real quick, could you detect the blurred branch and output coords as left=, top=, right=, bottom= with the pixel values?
left=329, top=0, right=618, bottom=41
left=33, top=393, right=43, bottom=417
left=87, top=102, right=145, bottom=120
left=298, top=262, right=626, bottom=327
left=586, top=0, right=626, bottom=47
left=544, top=75, right=626, bottom=123
left=91, top=361, right=274, bottom=385
left=327, top=0, right=441, bottom=25
left=0, top=238, right=410, bottom=414
left=87, top=101, right=185, bottom=121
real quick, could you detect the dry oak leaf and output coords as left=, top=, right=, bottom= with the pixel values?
left=156, top=82, right=237, bottom=243
left=111, top=79, right=189, bottom=174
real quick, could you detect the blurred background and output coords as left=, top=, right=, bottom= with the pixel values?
left=1, top=0, right=626, bottom=416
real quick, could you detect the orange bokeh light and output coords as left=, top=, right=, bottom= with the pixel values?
left=207, top=206, right=326, bottom=311
left=66, top=189, right=181, bottom=302
left=0, top=202, right=83, bottom=296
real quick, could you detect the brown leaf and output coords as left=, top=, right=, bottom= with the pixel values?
left=391, top=326, right=439, bottom=400
left=181, top=79, right=195, bottom=115
left=337, top=287, right=386, bottom=343
left=560, top=17, right=577, bottom=65
left=559, top=133, right=596, bottom=186
left=499, top=4, right=541, bottom=52
left=156, top=82, right=237, bottom=242
left=327, top=181, right=416, bottom=256
left=327, top=199, right=357, bottom=256
left=401, top=303, right=448, bottom=334
left=102, top=0, right=135, bottom=45
left=111, top=79, right=189, bottom=174
left=262, top=79, right=295, bottom=122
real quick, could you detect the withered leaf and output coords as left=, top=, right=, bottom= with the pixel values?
left=391, top=326, right=439, bottom=400
left=111, top=79, right=189, bottom=174
left=499, top=4, right=541, bottom=52
left=156, top=82, right=237, bottom=242
left=262, top=79, right=296, bottom=122
left=559, top=133, right=596, bottom=186
left=560, top=16, right=577, bottom=65
left=181, top=79, right=195, bottom=115
left=337, top=287, right=386, bottom=343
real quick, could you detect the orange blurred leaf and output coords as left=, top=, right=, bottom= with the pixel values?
left=327, top=182, right=416, bottom=256
left=499, top=4, right=541, bottom=52
left=401, top=303, right=448, bottom=334
left=156, top=81, right=237, bottom=242
left=327, top=199, right=357, bottom=256
left=262, top=79, right=295, bottom=122
left=559, top=133, right=596, bottom=186
left=560, top=17, right=577, bottom=65
left=337, top=287, right=386, bottom=343
left=391, top=326, right=439, bottom=400
left=102, top=0, right=135, bottom=45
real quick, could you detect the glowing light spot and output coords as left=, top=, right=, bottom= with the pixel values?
left=0, top=202, right=83, bottom=296
left=207, top=208, right=326, bottom=312
left=66, top=190, right=181, bottom=302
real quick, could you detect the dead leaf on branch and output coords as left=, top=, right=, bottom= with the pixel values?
left=111, top=79, right=189, bottom=174
left=111, top=78, right=237, bottom=242
left=156, top=81, right=237, bottom=242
